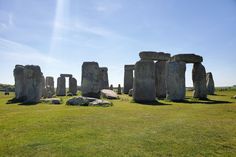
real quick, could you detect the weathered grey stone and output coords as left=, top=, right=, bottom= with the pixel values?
left=56, top=77, right=66, bottom=96
left=101, top=89, right=118, bottom=99
left=133, top=60, right=156, bottom=102
left=14, top=65, right=26, bottom=100
left=81, top=62, right=100, bottom=98
left=139, top=51, right=171, bottom=61
left=155, top=61, right=167, bottom=99
left=66, top=96, right=112, bottom=107
left=166, top=61, right=186, bottom=101
left=41, top=98, right=61, bottom=104
left=123, top=65, right=134, bottom=94
left=99, top=67, right=109, bottom=89
left=69, top=77, right=77, bottom=95
left=128, top=89, right=133, bottom=96
left=192, top=63, right=207, bottom=99
left=117, top=84, right=122, bottom=94
left=45, top=76, right=54, bottom=98
left=60, top=74, right=72, bottom=78
left=110, top=84, right=113, bottom=90
left=206, top=72, right=215, bottom=95
left=41, top=76, right=46, bottom=98
left=13, top=65, right=44, bottom=103
left=171, top=54, right=203, bottom=63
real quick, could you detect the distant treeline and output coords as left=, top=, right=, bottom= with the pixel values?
left=0, top=84, right=15, bottom=92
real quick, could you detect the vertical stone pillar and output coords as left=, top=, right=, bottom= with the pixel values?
left=56, top=76, right=66, bottom=96
left=133, top=60, right=156, bottom=102
left=117, top=84, right=122, bottom=94
left=69, top=77, right=77, bottom=95
left=192, top=63, right=207, bottom=99
left=206, top=72, right=215, bottom=95
left=99, top=67, right=109, bottom=90
left=46, top=76, right=55, bottom=98
left=81, top=62, right=100, bottom=98
left=110, top=84, right=113, bottom=90
left=166, top=61, right=186, bottom=101
left=155, top=61, right=167, bottom=99
left=41, top=76, right=47, bottom=98
left=123, top=65, right=134, bottom=94
left=14, top=65, right=25, bottom=100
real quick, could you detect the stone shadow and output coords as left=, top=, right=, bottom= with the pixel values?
left=131, top=100, right=172, bottom=106
left=7, top=97, right=39, bottom=105
left=174, top=97, right=232, bottom=104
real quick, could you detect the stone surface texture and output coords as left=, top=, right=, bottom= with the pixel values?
left=171, top=54, right=203, bottom=63
left=133, top=60, right=156, bottom=102
left=99, top=67, right=109, bottom=90
left=206, top=72, right=215, bottom=95
left=139, top=51, right=171, bottom=61
left=81, top=62, right=101, bottom=98
left=14, top=65, right=43, bottom=103
left=155, top=61, right=167, bottom=99
left=123, top=65, right=134, bottom=94
left=192, top=63, right=207, bottom=99
left=101, top=89, right=118, bottom=99
left=166, top=61, right=186, bottom=101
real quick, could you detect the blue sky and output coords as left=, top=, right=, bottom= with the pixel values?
left=0, top=0, right=236, bottom=87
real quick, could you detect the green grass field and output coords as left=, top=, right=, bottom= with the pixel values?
left=0, top=90, right=236, bottom=157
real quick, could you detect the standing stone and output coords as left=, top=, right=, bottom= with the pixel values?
left=117, top=84, right=122, bottom=94
left=69, top=77, right=77, bottom=95
left=192, top=63, right=207, bottom=99
left=56, top=77, right=66, bottom=96
left=155, top=61, right=167, bottom=99
left=110, top=84, right=113, bottom=90
left=46, top=76, right=55, bottom=98
left=81, top=62, right=100, bottom=98
left=206, top=72, right=215, bottom=95
left=133, top=60, right=156, bottom=102
left=166, top=61, right=186, bottom=101
left=13, top=65, right=43, bottom=103
left=99, top=67, right=109, bottom=90
left=41, top=76, right=47, bottom=98
left=14, top=65, right=26, bottom=100
left=123, top=65, right=134, bottom=94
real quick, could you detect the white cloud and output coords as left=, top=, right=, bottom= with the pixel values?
left=0, top=38, right=61, bottom=64
left=0, top=11, right=14, bottom=32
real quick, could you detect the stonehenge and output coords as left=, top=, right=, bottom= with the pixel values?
left=56, top=74, right=77, bottom=96
left=45, top=76, right=55, bottom=98
left=123, top=65, right=134, bottom=94
left=133, top=60, right=156, bottom=102
left=14, top=65, right=44, bottom=103
left=166, top=61, right=186, bottom=101
left=192, top=63, right=207, bottom=99
left=81, top=62, right=101, bottom=98
left=206, top=72, right=215, bottom=95
left=99, top=67, right=109, bottom=90
left=123, top=51, right=212, bottom=102
left=117, top=84, right=122, bottom=94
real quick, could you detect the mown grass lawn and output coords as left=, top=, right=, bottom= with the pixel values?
left=0, top=90, right=236, bottom=157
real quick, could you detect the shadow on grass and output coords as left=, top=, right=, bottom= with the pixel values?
left=175, top=97, right=232, bottom=105
left=7, top=98, right=39, bottom=105
left=131, top=100, right=172, bottom=106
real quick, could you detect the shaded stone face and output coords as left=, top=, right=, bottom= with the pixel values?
left=166, top=61, right=186, bottom=101
left=155, top=61, right=167, bottom=99
left=13, top=65, right=43, bottom=103
left=99, top=67, right=109, bottom=90
left=139, top=51, right=170, bottom=61
left=69, top=77, right=77, bottom=95
left=81, top=62, right=100, bottom=98
left=56, top=77, right=66, bottom=96
left=60, top=74, right=72, bottom=78
left=45, top=76, right=55, bottom=98
left=133, top=60, right=156, bottom=102
left=206, top=72, right=215, bottom=95
left=123, top=65, right=134, bottom=94
left=171, top=54, right=203, bottom=63
left=117, top=84, right=122, bottom=94
left=192, top=63, right=207, bottom=99
left=110, top=84, right=113, bottom=90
